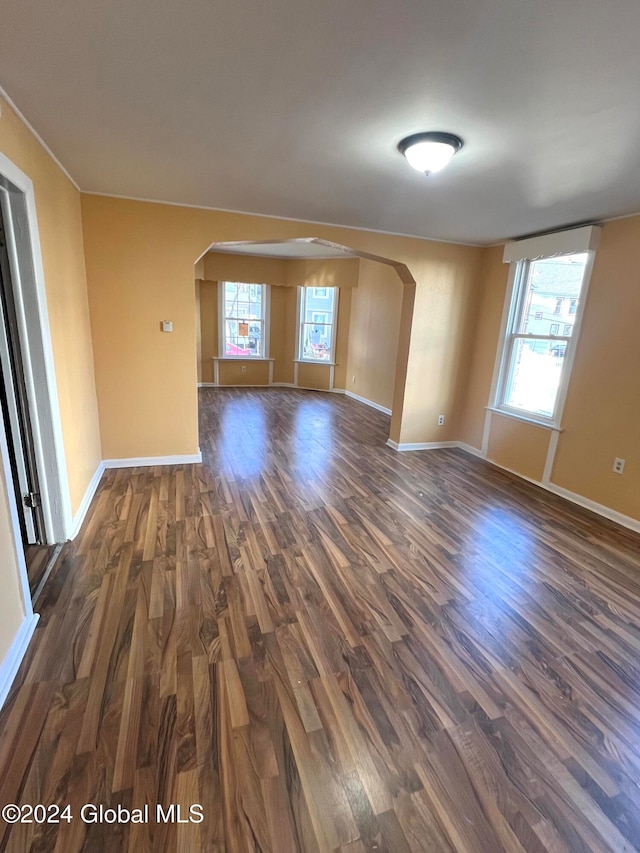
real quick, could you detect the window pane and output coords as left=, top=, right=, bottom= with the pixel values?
left=519, top=254, right=587, bottom=336
left=504, top=338, right=567, bottom=418
left=299, top=287, right=336, bottom=361
left=223, top=282, right=264, bottom=357
left=225, top=323, right=263, bottom=356
left=301, top=323, right=333, bottom=360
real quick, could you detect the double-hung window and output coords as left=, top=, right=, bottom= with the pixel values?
left=220, top=282, right=268, bottom=358
left=494, top=226, right=599, bottom=425
left=298, top=287, right=338, bottom=362
left=497, top=253, right=588, bottom=422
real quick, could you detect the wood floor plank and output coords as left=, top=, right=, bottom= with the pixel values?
left=2, top=387, right=640, bottom=851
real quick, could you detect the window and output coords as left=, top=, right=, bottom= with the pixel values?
left=496, top=253, right=589, bottom=422
left=220, top=282, right=268, bottom=357
left=298, top=286, right=338, bottom=362
left=534, top=311, right=543, bottom=320
left=569, top=298, right=577, bottom=314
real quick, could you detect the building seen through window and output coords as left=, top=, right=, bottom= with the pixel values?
left=498, top=253, right=588, bottom=420
left=222, top=282, right=266, bottom=357
left=299, top=287, right=337, bottom=362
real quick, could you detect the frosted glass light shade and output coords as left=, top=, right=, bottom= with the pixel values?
left=398, top=132, right=463, bottom=176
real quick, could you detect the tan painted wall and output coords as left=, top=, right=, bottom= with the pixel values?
left=82, top=198, right=202, bottom=458
left=298, top=362, right=331, bottom=391
left=396, top=251, right=484, bottom=443
left=218, top=360, right=270, bottom=386
left=346, top=259, right=402, bottom=411
left=204, top=253, right=360, bottom=290
left=459, top=217, right=640, bottom=521
left=286, top=258, right=360, bottom=289
left=270, top=285, right=296, bottom=385
left=459, top=246, right=510, bottom=449
left=551, top=217, right=640, bottom=518
left=0, top=100, right=101, bottom=513
left=486, top=415, right=550, bottom=482
left=81, top=194, right=483, bottom=459
left=195, top=279, right=202, bottom=383
left=204, top=252, right=287, bottom=286
left=389, top=284, right=416, bottom=442
left=334, top=286, right=351, bottom=390
left=0, top=454, right=27, bottom=662
left=198, top=280, right=218, bottom=383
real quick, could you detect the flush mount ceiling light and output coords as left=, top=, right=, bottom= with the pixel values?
left=398, top=131, right=464, bottom=176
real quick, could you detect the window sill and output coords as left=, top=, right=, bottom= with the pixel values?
left=212, top=357, right=274, bottom=361
left=294, top=359, right=336, bottom=366
left=486, top=406, right=564, bottom=432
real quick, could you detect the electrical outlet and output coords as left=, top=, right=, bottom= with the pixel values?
left=241, top=365, right=247, bottom=373
left=437, top=415, right=445, bottom=426
left=613, top=457, right=625, bottom=474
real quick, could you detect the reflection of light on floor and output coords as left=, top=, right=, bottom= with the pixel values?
left=458, top=506, right=538, bottom=608
left=292, top=400, right=334, bottom=480
left=219, top=398, right=267, bottom=479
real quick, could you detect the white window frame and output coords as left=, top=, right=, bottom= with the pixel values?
left=297, top=286, right=339, bottom=364
left=218, top=281, right=270, bottom=359
left=489, top=226, right=600, bottom=430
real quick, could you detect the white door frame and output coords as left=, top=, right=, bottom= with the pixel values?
left=0, top=152, right=72, bottom=547
left=0, top=394, right=34, bottom=619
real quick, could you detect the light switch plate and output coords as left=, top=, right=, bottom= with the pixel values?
left=161, top=320, right=173, bottom=333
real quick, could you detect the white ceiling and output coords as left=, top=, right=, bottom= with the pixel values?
left=2, top=0, right=640, bottom=245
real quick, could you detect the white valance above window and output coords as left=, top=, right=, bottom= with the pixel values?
left=502, top=225, right=601, bottom=264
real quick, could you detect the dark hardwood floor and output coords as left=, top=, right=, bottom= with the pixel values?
left=2, top=386, right=640, bottom=852
left=25, top=544, right=57, bottom=597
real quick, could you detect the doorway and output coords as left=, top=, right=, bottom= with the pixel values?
left=0, top=153, right=71, bottom=607
left=0, top=201, right=57, bottom=594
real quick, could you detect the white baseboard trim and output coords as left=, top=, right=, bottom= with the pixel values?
left=387, top=439, right=458, bottom=452
left=345, top=390, right=391, bottom=416
left=456, top=441, right=484, bottom=458
left=543, top=483, right=640, bottom=535
left=68, top=461, right=105, bottom=539
left=271, top=382, right=297, bottom=387
left=201, top=383, right=272, bottom=389
left=103, top=451, right=203, bottom=469
left=292, top=385, right=345, bottom=395
left=454, top=444, right=640, bottom=535
left=0, top=613, right=39, bottom=711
